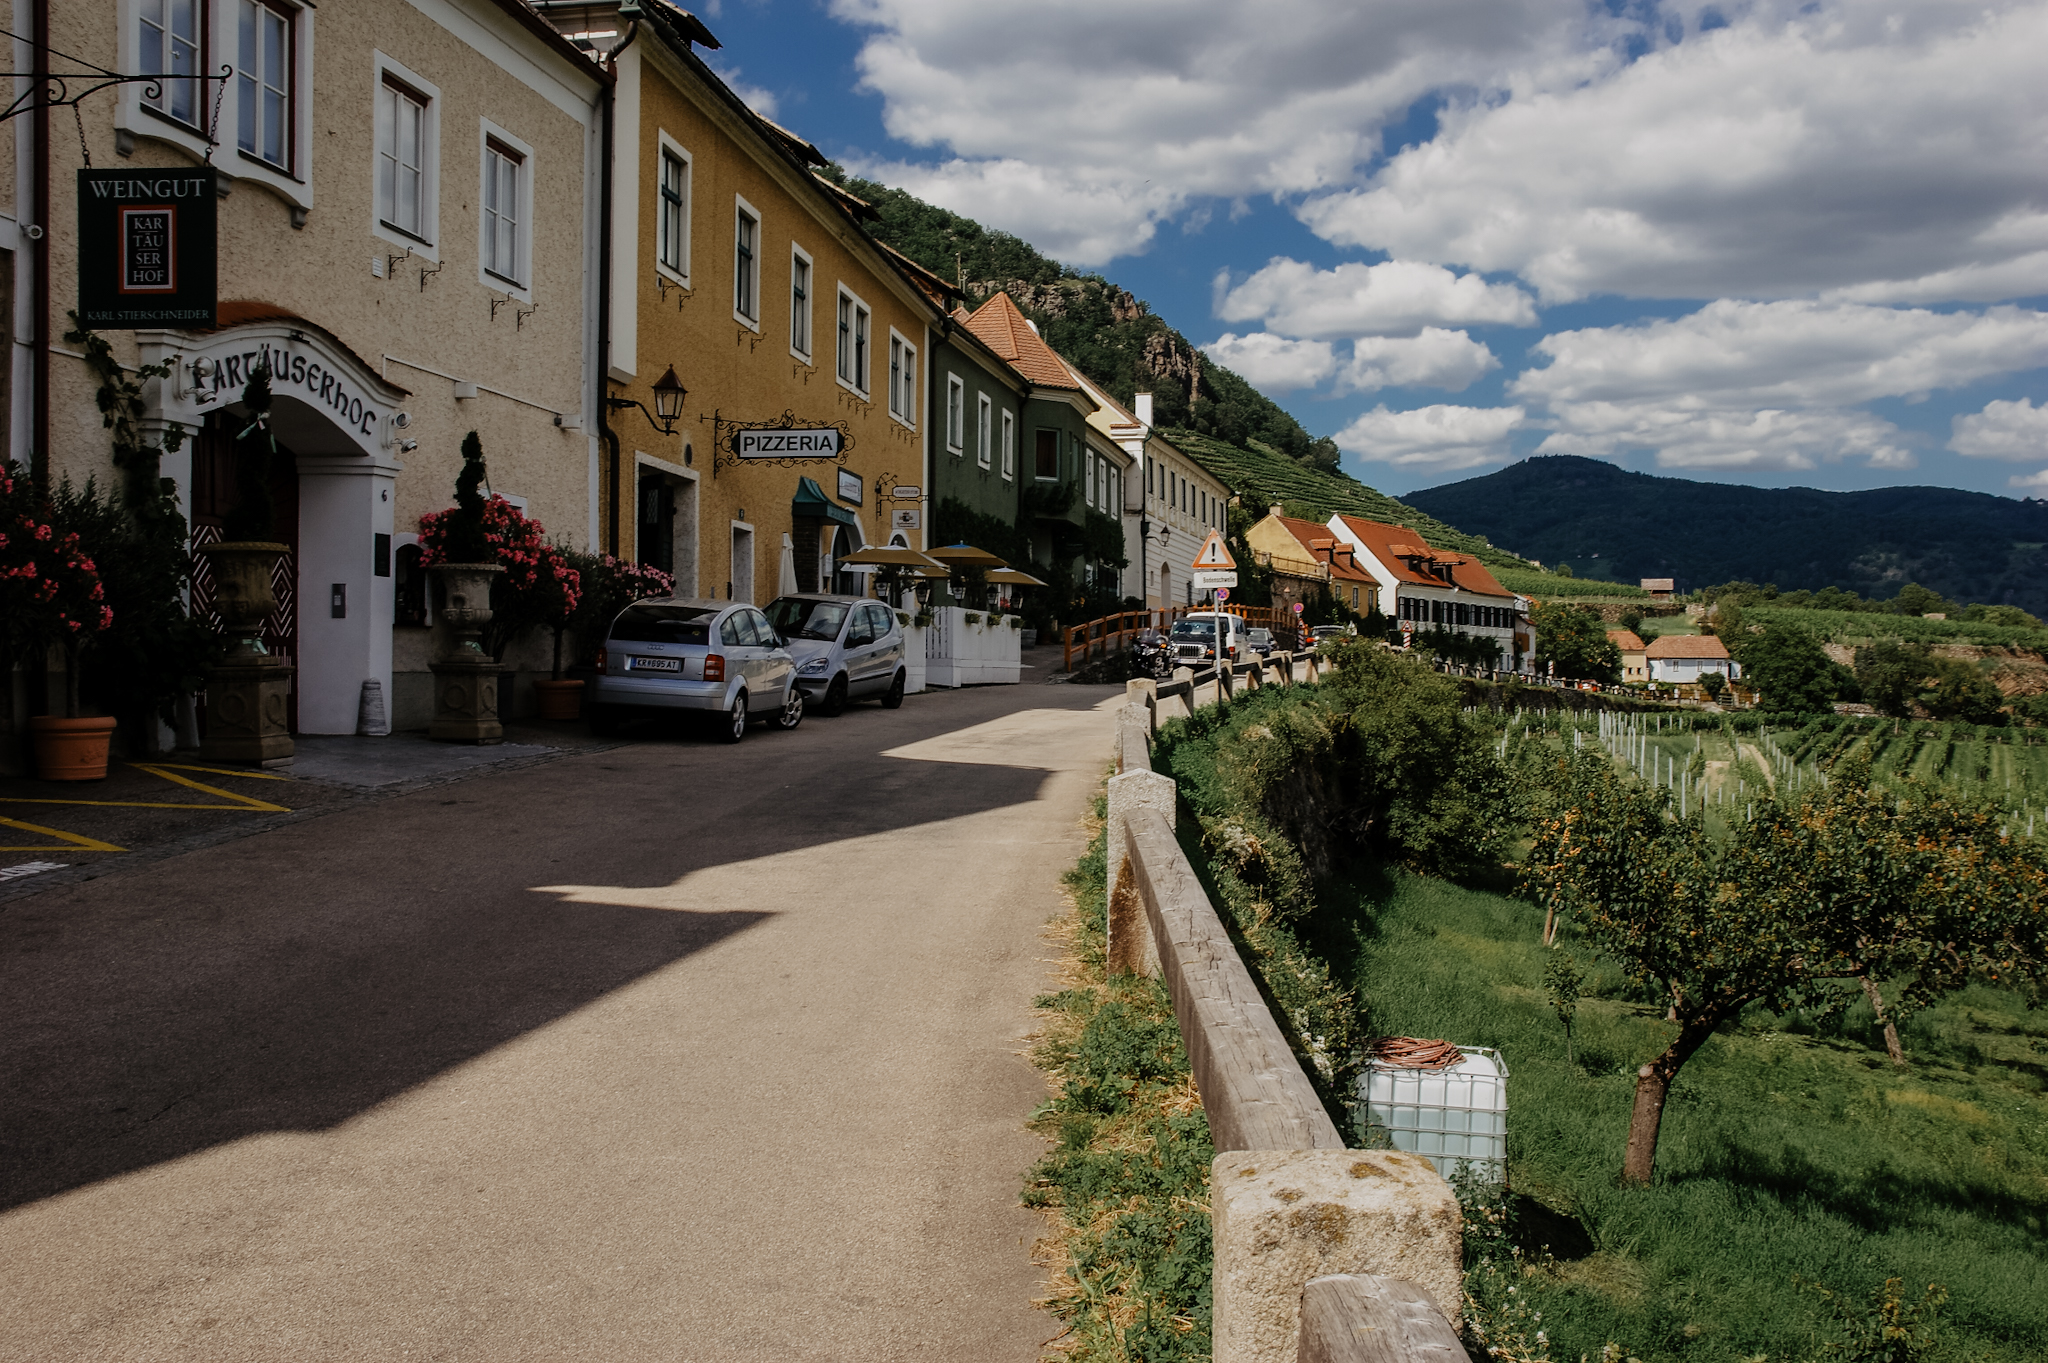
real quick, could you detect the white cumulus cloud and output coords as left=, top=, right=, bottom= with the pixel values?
left=1949, top=397, right=2048, bottom=462
left=1534, top=405, right=1915, bottom=473
left=1343, top=330, right=1498, bottom=393
left=1513, top=301, right=2048, bottom=409
left=1200, top=333, right=1338, bottom=392
left=1334, top=404, right=1526, bottom=471
left=1214, top=258, right=1537, bottom=338
left=1297, top=4, right=2048, bottom=302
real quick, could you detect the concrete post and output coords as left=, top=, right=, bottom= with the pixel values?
left=1211, top=1150, right=1462, bottom=1363
left=1116, top=703, right=1153, bottom=774
left=1124, top=677, right=1158, bottom=734
left=1105, top=767, right=1174, bottom=976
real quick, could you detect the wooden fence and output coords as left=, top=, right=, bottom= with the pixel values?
left=1060, top=603, right=1297, bottom=673
left=1108, top=651, right=1464, bottom=1362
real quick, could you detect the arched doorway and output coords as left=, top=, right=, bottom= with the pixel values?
left=141, top=312, right=409, bottom=735
left=189, top=411, right=301, bottom=731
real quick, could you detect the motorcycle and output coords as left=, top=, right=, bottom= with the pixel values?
left=1130, top=628, right=1172, bottom=680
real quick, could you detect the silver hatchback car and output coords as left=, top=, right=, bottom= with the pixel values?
left=765, top=594, right=908, bottom=715
left=588, top=598, right=803, bottom=742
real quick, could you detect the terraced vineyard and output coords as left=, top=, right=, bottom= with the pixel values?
left=1165, top=429, right=1547, bottom=576
left=1506, top=706, right=2048, bottom=836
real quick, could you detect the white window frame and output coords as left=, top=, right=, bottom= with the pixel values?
left=835, top=286, right=871, bottom=397
left=117, top=0, right=315, bottom=212
left=477, top=119, right=534, bottom=299
left=139, top=0, right=206, bottom=130
left=235, top=0, right=296, bottom=173
left=945, top=373, right=965, bottom=453
left=655, top=132, right=691, bottom=286
left=789, top=243, right=813, bottom=362
left=1000, top=410, right=1015, bottom=480
left=1086, top=451, right=1098, bottom=509
left=371, top=53, right=440, bottom=258
left=887, top=331, right=916, bottom=429
left=977, top=394, right=993, bottom=470
left=732, top=193, right=762, bottom=330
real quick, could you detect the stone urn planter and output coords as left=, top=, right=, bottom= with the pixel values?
left=29, top=715, right=119, bottom=780
left=532, top=678, right=585, bottom=720
left=196, top=541, right=295, bottom=765
left=428, top=562, right=506, bottom=743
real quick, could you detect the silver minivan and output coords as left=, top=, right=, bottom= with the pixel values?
left=765, top=594, right=907, bottom=714
left=589, top=598, right=803, bottom=742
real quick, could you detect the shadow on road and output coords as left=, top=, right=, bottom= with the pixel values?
left=0, top=685, right=1118, bottom=1213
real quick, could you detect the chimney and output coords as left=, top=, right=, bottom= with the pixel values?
left=1269, top=503, right=1283, bottom=520
left=1134, top=392, right=1153, bottom=427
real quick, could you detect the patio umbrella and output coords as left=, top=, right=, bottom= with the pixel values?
left=984, top=567, right=1048, bottom=587
left=926, top=542, right=1008, bottom=569
left=838, top=546, right=947, bottom=571
left=777, top=533, right=799, bottom=595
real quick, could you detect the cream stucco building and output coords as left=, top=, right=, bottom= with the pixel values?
left=12, top=0, right=607, bottom=734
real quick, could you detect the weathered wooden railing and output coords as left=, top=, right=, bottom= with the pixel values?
left=1107, top=649, right=1464, bottom=1363
left=1060, top=603, right=1295, bottom=673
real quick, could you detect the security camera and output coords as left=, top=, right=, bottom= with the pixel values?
left=398, top=439, right=419, bottom=453
left=392, top=411, right=412, bottom=430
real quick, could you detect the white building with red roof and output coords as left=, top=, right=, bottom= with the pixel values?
left=1645, top=633, right=1740, bottom=685
left=1325, top=515, right=1535, bottom=671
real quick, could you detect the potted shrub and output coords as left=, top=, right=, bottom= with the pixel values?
left=2, top=463, right=117, bottom=779
left=420, top=465, right=581, bottom=721
left=557, top=549, right=675, bottom=679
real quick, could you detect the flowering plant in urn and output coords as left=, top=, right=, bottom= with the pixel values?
left=416, top=432, right=506, bottom=657
left=2, top=463, right=113, bottom=717
left=419, top=484, right=580, bottom=661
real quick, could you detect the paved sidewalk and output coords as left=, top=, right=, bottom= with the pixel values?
left=0, top=683, right=1123, bottom=1360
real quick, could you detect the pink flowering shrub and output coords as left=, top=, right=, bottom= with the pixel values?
left=1, top=465, right=113, bottom=656
left=418, top=493, right=581, bottom=660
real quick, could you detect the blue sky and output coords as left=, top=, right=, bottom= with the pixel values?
left=693, top=0, right=2048, bottom=499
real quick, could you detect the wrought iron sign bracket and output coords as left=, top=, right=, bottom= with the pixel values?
left=0, top=33, right=232, bottom=128
left=709, top=408, right=855, bottom=476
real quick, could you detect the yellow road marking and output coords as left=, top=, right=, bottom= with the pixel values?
left=0, top=815, right=124, bottom=852
left=0, top=763, right=293, bottom=814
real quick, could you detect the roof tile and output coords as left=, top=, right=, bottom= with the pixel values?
left=1645, top=633, right=1731, bottom=659
left=959, top=293, right=1079, bottom=390
left=1334, top=515, right=1517, bottom=599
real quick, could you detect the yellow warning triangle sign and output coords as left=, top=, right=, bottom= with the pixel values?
left=1190, top=529, right=1236, bottom=570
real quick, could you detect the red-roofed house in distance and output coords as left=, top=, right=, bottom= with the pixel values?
left=1609, top=629, right=1649, bottom=683
left=1244, top=507, right=1380, bottom=630
left=1327, top=517, right=1535, bottom=672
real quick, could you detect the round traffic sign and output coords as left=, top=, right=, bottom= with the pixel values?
left=1215, top=587, right=1230, bottom=600
left=1291, top=602, right=1305, bottom=614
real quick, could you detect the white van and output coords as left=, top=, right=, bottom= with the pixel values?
left=1167, top=611, right=1248, bottom=668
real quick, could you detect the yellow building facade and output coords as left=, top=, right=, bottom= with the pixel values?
left=588, top=13, right=941, bottom=603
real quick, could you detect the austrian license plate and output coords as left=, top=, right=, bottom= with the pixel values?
left=628, top=656, right=682, bottom=672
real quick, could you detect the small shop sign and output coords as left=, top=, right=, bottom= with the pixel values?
left=76, top=168, right=218, bottom=327
left=837, top=468, right=863, bottom=504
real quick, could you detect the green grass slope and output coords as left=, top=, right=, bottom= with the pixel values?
left=1163, top=428, right=1551, bottom=577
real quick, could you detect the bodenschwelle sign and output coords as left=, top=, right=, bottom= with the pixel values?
left=76, top=168, right=218, bottom=328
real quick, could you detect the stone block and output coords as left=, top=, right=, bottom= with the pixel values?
left=428, top=657, right=504, bottom=744
left=201, top=658, right=295, bottom=766
left=1212, top=1149, right=1461, bottom=1363
left=1105, top=768, right=1174, bottom=976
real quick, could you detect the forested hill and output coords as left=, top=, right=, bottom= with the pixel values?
left=1406, top=456, right=2048, bottom=613
left=829, top=168, right=1341, bottom=472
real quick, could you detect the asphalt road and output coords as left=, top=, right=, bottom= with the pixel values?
left=0, top=682, right=1124, bottom=1361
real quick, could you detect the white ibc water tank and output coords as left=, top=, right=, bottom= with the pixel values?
left=1358, top=1047, right=1509, bottom=1182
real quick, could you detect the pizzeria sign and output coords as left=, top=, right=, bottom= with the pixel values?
left=734, top=427, right=843, bottom=459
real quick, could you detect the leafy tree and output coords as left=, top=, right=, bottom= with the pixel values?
left=1543, top=953, right=1584, bottom=1066
left=1888, top=581, right=1955, bottom=617
left=1700, top=671, right=1727, bottom=702
left=1730, top=623, right=1839, bottom=713
left=1854, top=641, right=1930, bottom=717
left=1196, top=641, right=1512, bottom=880
left=1922, top=657, right=2005, bottom=723
left=1617, top=607, right=1644, bottom=635
left=1522, top=752, right=2048, bottom=1183
left=1531, top=602, right=1619, bottom=682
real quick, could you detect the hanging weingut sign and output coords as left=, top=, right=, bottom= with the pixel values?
left=76, top=168, right=219, bottom=328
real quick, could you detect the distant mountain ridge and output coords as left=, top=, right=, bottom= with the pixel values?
left=1405, top=456, right=2048, bottom=613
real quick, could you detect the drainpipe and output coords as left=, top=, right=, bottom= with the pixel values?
left=30, top=0, right=50, bottom=493
left=594, top=16, right=639, bottom=556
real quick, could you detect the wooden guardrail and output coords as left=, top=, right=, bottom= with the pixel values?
left=1060, top=603, right=1296, bottom=673
left=1105, top=649, right=1463, bottom=1363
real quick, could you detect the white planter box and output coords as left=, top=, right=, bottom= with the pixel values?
left=924, top=606, right=1022, bottom=687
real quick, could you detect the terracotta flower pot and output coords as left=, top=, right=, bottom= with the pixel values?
left=29, top=715, right=118, bottom=781
left=533, top=678, right=585, bottom=720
